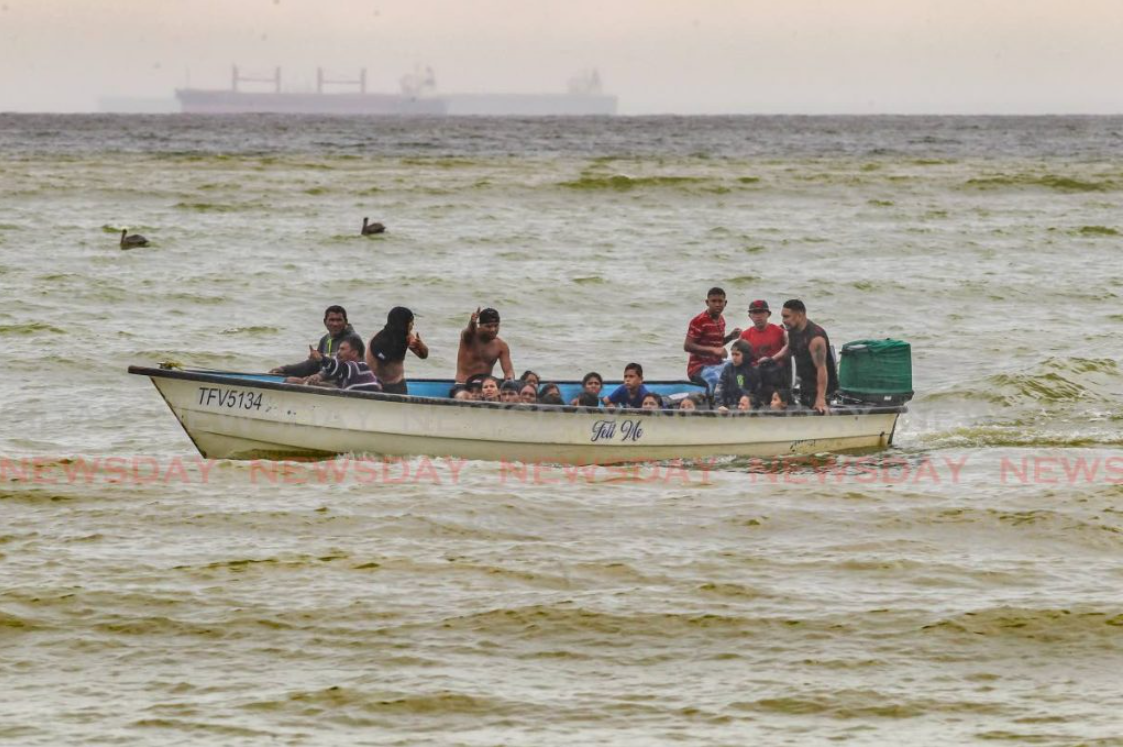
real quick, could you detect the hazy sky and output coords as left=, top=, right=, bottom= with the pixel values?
left=1, top=0, right=1120, bottom=113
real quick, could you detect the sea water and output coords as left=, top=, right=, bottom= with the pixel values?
left=1, top=114, right=1122, bottom=745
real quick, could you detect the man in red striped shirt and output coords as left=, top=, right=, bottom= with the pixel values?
left=684, top=287, right=742, bottom=391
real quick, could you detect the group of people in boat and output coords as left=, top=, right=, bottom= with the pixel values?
left=269, top=305, right=424, bottom=396
left=684, top=287, right=838, bottom=414
left=269, top=288, right=838, bottom=413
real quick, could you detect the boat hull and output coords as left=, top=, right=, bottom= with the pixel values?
left=132, top=367, right=903, bottom=464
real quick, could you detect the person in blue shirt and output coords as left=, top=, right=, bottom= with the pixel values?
left=604, top=362, right=651, bottom=409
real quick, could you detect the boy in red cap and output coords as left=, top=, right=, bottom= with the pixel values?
left=740, top=299, right=788, bottom=365
left=741, top=299, right=790, bottom=400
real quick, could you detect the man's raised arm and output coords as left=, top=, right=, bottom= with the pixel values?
left=462, top=307, right=481, bottom=341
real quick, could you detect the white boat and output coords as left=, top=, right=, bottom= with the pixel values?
left=130, top=367, right=905, bottom=464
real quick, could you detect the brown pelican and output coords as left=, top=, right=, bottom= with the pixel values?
left=361, top=217, right=386, bottom=235
left=120, top=229, right=149, bottom=249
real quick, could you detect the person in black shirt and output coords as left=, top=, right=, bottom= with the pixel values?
left=271, top=305, right=358, bottom=378
left=781, top=299, right=838, bottom=413
left=366, top=306, right=428, bottom=395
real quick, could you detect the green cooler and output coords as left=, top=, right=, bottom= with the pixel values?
left=837, top=339, right=913, bottom=405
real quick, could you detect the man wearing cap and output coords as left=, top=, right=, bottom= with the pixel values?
left=740, top=299, right=788, bottom=366
left=781, top=299, right=838, bottom=414
left=741, top=299, right=790, bottom=400
left=456, top=307, right=514, bottom=383
left=684, top=287, right=742, bottom=391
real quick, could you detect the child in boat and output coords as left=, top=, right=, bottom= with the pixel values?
left=519, top=382, right=538, bottom=404
left=640, top=393, right=663, bottom=410
left=678, top=395, right=701, bottom=411
left=715, top=339, right=761, bottom=411
left=770, top=388, right=793, bottom=411
left=604, top=363, right=651, bottom=409
left=570, top=371, right=604, bottom=405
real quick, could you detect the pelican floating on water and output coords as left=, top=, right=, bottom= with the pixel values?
left=120, top=229, right=149, bottom=249
left=361, top=217, right=386, bottom=236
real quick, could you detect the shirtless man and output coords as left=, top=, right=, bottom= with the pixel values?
left=456, top=307, right=514, bottom=383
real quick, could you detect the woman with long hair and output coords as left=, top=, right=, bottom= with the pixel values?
left=366, top=306, right=428, bottom=395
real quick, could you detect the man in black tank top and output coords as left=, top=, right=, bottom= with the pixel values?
left=781, top=299, right=838, bottom=413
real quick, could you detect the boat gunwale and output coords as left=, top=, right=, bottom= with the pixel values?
left=127, top=366, right=907, bottom=419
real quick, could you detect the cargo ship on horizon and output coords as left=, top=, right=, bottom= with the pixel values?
left=174, top=66, right=617, bottom=116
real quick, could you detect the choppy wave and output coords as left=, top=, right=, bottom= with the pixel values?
left=433, top=603, right=848, bottom=639
left=173, top=201, right=268, bottom=212
left=240, top=685, right=540, bottom=726
left=901, top=503, right=1123, bottom=550
left=162, top=293, right=232, bottom=306
left=909, top=358, right=1122, bottom=448
left=964, top=174, right=1118, bottom=192
left=925, top=358, right=1120, bottom=407
left=986, top=358, right=1120, bottom=405
left=732, top=690, right=1004, bottom=719
left=557, top=174, right=710, bottom=191
left=0, top=322, right=66, bottom=335
left=920, top=426, right=1123, bottom=448
left=1078, top=225, right=1120, bottom=236
left=922, top=606, right=1123, bottom=644
left=400, top=157, right=479, bottom=168
left=0, top=609, right=46, bottom=632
